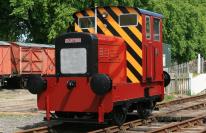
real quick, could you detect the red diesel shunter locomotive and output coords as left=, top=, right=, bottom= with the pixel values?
left=26, top=6, right=170, bottom=125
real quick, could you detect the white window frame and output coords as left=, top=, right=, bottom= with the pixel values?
left=146, top=16, right=151, bottom=40
left=118, top=13, right=138, bottom=27
left=78, top=16, right=95, bottom=29
left=153, top=17, right=160, bottom=41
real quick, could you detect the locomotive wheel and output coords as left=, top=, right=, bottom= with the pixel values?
left=111, top=106, right=127, bottom=126
left=137, top=101, right=153, bottom=119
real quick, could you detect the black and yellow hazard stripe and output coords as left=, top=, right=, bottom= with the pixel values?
left=74, top=6, right=142, bottom=83
left=74, top=11, right=93, bottom=33
left=74, top=13, right=83, bottom=32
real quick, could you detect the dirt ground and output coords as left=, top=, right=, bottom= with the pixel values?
left=0, top=89, right=45, bottom=133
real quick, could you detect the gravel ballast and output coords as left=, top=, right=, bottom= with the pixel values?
left=0, top=89, right=45, bottom=133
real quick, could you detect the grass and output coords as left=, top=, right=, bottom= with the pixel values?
left=164, top=94, right=176, bottom=102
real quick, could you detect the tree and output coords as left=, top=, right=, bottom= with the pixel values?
left=9, top=0, right=77, bottom=43
left=8, top=0, right=150, bottom=43
left=148, top=0, right=206, bottom=63
left=1, top=0, right=206, bottom=63
left=0, top=0, right=22, bottom=41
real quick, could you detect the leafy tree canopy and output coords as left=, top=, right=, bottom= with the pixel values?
left=6, top=0, right=148, bottom=43
left=0, top=0, right=206, bottom=63
left=148, top=0, right=206, bottom=62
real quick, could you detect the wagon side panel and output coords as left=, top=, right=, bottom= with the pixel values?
left=31, top=48, right=43, bottom=74
left=11, top=43, right=20, bottom=75
left=42, top=48, right=55, bottom=75
left=0, top=45, right=12, bottom=75
left=20, top=47, right=43, bottom=74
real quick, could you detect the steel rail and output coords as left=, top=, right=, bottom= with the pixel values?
left=89, top=99, right=206, bottom=133
left=199, top=128, right=206, bottom=133
left=155, top=100, right=206, bottom=117
left=156, top=93, right=206, bottom=109
left=0, top=112, right=38, bottom=116
left=16, top=126, right=49, bottom=133
left=88, top=117, right=155, bottom=133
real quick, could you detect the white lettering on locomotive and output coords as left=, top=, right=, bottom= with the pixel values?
left=65, top=38, right=82, bottom=43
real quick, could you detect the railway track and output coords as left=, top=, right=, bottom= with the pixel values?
left=156, top=93, right=206, bottom=109
left=0, top=99, right=36, bottom=112
left=16, top=94, right=206, bottom=133
left=89, top=114, right=206, bottom=133
left=89, top=95, right=206, bottom=133
left=16, top=126, right=49, bottom=133
left=155, top=100, right=206, bottom=117
left=147, top=114, right=206, bottom=133
left=0, top=90, right=37, bottom=113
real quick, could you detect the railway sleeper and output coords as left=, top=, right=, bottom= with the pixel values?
left=156, top=116, right=194, bottom=122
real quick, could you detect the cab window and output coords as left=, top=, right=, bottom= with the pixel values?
left=78, top=17, right=95, bottom=29
left=146, top=16, right=151, bottom=39
left=153, top=18, right=160, bottom=41
left=119, top=14, right=138, bottom=27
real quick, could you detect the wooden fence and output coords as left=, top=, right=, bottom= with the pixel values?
left=165, top=55, right=205, bottom=95
left=165, top=73, right=191, bottom=95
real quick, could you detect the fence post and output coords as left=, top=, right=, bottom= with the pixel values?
left=198, top=54, right=201, bottom=74
left=175, top=73, right=177, bottom=94
left=201, top=57, right=204, bottom=73
left=187, top=62, right=189, bottom=73
left=188, top=73, right=192, bottom=96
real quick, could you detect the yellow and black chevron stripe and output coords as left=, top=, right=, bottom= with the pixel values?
left=73, top=6, right=142, bottom=83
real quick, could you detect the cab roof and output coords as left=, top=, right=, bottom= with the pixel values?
left=139, top=9, right=163, bottom=18
left=74, top=6, right=163, bottom=18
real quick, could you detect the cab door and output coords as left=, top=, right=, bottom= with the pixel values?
left=144, top=16, right=162, bottom=82
left=144, top=15, right=154, bottom=82
left=152, top=17, right=162, bottom=81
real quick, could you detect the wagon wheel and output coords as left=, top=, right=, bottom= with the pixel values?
left=0, top=78, right=3, bottom=89
left=137, top=101, right=153, bottom=119
left=111, top=106, right=127, bottom=126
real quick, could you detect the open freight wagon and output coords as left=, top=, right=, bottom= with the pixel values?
left=0, top=42, right=55, bottom=88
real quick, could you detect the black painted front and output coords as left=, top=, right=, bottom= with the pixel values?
left=55, top=32, right=98, bottom=77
